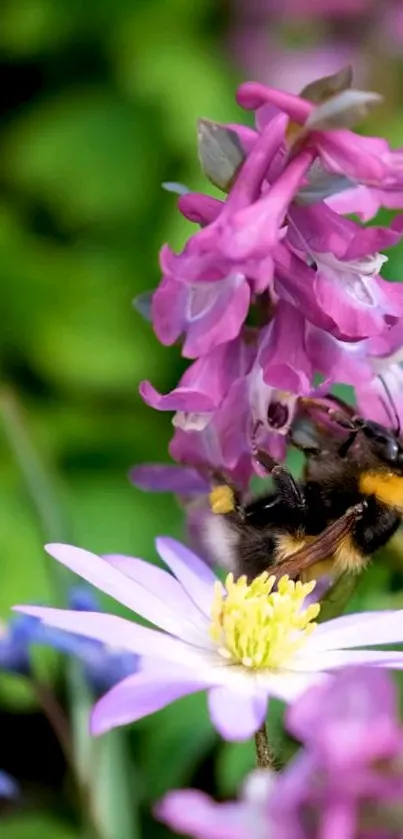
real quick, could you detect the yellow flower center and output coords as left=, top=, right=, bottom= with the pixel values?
left=210, top=572, right=320, bottom=670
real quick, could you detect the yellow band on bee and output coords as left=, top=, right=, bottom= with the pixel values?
left=209, top=485, right=236, bottom=514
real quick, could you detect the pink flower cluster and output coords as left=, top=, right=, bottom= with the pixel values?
left=229, top=1, right=403, bottom=93
left=158, top=668, right=403, bottom=839
left=134, top=70, right=403, bottom=496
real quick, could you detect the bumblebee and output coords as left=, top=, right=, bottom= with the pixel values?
left=204, top=393, right=403, bottom=583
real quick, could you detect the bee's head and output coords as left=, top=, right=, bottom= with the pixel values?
left=360, top=420, right=403, bottom=472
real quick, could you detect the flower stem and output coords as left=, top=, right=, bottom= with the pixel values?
left=254, top=722, right=277, bottom=770
left=0, top=389, right=139, bottom=839
left=31, top=679, right=75, bottom=771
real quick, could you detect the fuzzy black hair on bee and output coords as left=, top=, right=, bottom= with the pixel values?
left=203, top=394, right=403, bottom=584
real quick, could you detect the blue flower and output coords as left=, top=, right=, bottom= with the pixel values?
left=0, top=615, right=37, bottom=676
left=0, top=587, right=138, bottom=694
left=0, top=770, right=19, bottom=799
left=39, top=586, right=139, bottom=694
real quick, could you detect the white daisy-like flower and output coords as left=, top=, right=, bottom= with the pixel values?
left=14, top=537, right=403, bottom=741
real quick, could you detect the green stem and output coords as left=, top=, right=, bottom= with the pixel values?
left=0, top=389, right=139, bottom=839
left=254, top=723, right=278, bottom=770
left=0, top=388, right=70, bottom=600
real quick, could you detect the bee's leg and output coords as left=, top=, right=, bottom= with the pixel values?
left=276, top=500, right=368, bottom=580
left=299, top=397, right=364, bottom=459
left=288, top=434, right=322, bottom=457
left=254, top=449, right=306, bottom=512
left=209, top=471, right=245, bottom=520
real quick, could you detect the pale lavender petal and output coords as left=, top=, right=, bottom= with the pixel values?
left=308, top=610, right=400, bottom=651
left=104, top=554, right=209, bottom=631
left=43, top=543, right=208, bottom=643
left=207, top=686, right=268, bottom=740
left=294, top=649, right=403, bottom=672
left=13, top=607, right=207, bottom=666
left=91, top=669, right=208, bottom=736
left=157, top=790, right=255, bottom=839
left=259, top=671, right=328, bottom=703
left=156, top=537, right=220, bottom=617
left=130, top=463, right=209, bottom=494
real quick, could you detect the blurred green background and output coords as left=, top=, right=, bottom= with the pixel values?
left=1, top=0, right=403, bottom=837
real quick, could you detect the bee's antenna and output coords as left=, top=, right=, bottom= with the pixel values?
left=378, top=375, right=400, bottom=437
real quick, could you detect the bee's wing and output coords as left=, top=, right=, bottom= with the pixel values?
left=317, top=572, right=359, bottom=622
left=274, top=503, right=364, bottom=580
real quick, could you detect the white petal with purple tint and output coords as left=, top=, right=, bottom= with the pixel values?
left=44, top=544, right=209, bottom=645
left=156, top=536, right=222, bottom=617
left=293, top=649, right=403, bottom=671
left=104, top=554, right=209, bottom=632
left=307, top=610, right=400, bottom=651
left=13, top=607, right=212, bottom=665
left=91, top=669, right=208, bottom=736
left=207, top=686, right=268, bottom=741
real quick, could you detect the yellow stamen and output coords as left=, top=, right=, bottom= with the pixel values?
left=210, top=572, right=320, bottom=670
left=209, top=485, right=236, bottom=514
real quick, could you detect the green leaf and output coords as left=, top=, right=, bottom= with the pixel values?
left=0, top=814, right=78, bottom=839
left=92, top=730, right=140, bottom=839
left=0, top=89, right=160, bottom=228
left=216, top=740, right=255, bottom=797
left=139, top=692, right=217, bottom=801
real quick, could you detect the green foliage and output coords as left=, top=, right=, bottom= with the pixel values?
left=0, top=815, right=78, bottom=839
left=0, top=0, right=235, bottom=835
left=2, top=0, right=403, bottom=837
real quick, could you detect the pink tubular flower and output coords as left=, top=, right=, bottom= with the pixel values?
left=157, top=771, right=274, bottom=839
left=137, top=67, right=403, bottom=488
left=14, top=541, right=403, bottom=743
left=157, top=668, right=403, bottom=839
left=153, top=245, right=251, bottom=359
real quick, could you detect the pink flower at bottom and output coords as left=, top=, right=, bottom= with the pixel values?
left=157, top=669, right=403, bottom=839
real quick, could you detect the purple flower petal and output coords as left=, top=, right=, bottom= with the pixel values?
left=42, top=544, right=209, bottom=644
left=157, top=790, right=256, bottom=839
left=156, top=537, right=221, bottom=618
left=317, top=131, right=390, bottom=184
left=219, top=150, right=314, bottom=261
left=139, top=381, right=216, bottom=414
left=129, top=463, right=210, bottom=494
left=91, top=669, right=207, bottom=736
left=104, top=554, right=209, bottom=632
left=236, top=82, right=312, bottom=123
left=13, top=607, right=207, bottom=665
left=286, top=668, right=397, bottom=748
left=207, top=686, right=268, bottom=740
left=178, top=193, right=223, bottom=225
left=259, top=301, right=312, bottom=394
left=182, top=275, right=250, bottom=360
left=224, top=114, right=286, bottom=214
